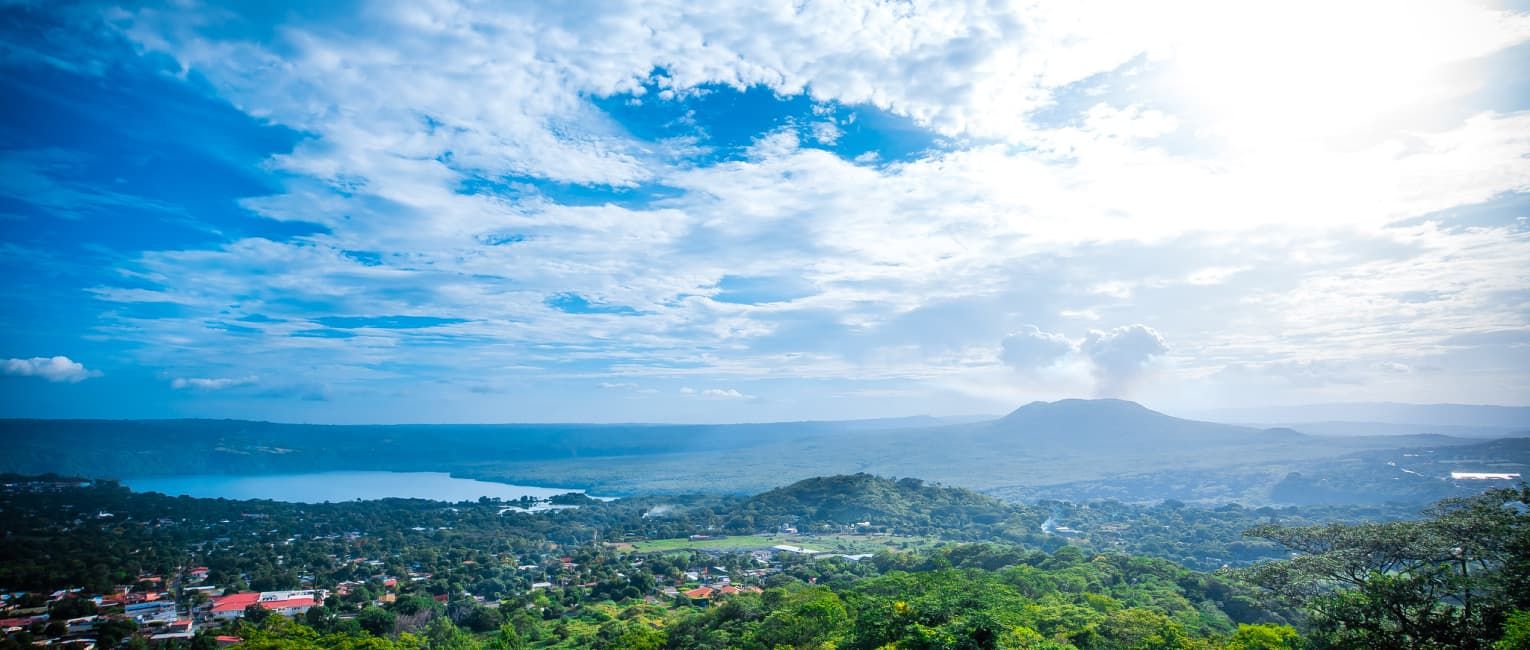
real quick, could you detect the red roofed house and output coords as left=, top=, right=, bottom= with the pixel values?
left=682, top=586, right=714, bottom=605
left=259, top=596, right=319, bottom=617
left=209, top=592, right=260, bottom=621
left=209, top=590, right=325, bottom=621
left=0, top=616, right=46, bottom=630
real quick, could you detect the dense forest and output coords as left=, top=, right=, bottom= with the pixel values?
left=2, top=474, right=1528, bottom=648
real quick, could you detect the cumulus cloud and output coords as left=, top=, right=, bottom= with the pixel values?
left=171, top=376, right=259, bottom=391
left=3, top=356, right=98, bottom=383
left=1080, top=325, right=1168, bottom=397
left=999, top=326, right=1075, bottom=372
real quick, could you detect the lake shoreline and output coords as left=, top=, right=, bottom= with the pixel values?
left=120, top=470, right=607, bottom=504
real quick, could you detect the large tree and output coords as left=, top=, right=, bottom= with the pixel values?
left=1238, top=486, right=1530, bottom=648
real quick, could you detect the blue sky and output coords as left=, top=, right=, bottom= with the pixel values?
left=2, top=0, right=1528, bottom=423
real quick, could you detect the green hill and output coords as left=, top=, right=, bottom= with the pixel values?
left=740, top=473, right=1038, bottom=533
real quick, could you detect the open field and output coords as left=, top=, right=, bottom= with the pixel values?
left=622, top=532, right=944, bottom=554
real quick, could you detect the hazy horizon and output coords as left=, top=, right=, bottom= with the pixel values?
left=0, top=397, right=1526, bottom=429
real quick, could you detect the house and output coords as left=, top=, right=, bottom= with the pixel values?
left=126, top=601, right=177, bottom=624
left=260, top=596, right=320, bottom=617
left=188, top=567, right=210, bottom=582
left=719, top=585, right=763, bottom=596
left=148, top=619, right=195, bottom=642
left=66, top=616, right=101, bottom=634
left=209, top=593, right=261, bottom=621
left=0, top=616, right=47, bottom=632
left=209, top=590, right=327, bottom=621
left=215, top=635, right=243, bottom=647
left=682, top=586, right=714, bottom=606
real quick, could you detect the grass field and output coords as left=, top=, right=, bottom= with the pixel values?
left=621, top=533, right=945, bottom=554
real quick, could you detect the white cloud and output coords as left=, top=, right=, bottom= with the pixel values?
left=171, top=376, right=259, bottom=391
left=1088, top=282, right=1134, bottom=299
left=3, top=356, right=98, bottom=383
left=1185, top=266, right=1247, bottom=286
left=1000, top=326, right=1075, bottom=372
left=54, top=0, right=1530, bottom=415
left=1081, top=325, right=1169, bottom=398
left=810, top=120, right=842, bottom=145
left=701, top=388, right=751, bottom=399
left=680, top=386, right=753, bottom=400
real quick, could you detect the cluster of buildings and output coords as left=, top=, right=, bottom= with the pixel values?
left=0, top=580, right=242, bottom=648
left=208, top=590, right=329, bottom=622
left=1, top=566, right=343, bottom=649
left=678, top=584, right=763, bottom=606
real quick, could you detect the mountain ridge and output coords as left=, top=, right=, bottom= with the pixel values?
left=981, top=397, right=1290, bottom=446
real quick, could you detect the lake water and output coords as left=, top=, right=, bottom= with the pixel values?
left=122, top=471, right=592, bottom=504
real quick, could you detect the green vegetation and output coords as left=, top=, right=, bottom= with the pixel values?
left=1236, top=486, right=1530, bottom=648
left=624, top=533, right=941, bottom=554
left=2, top=475, right=1527, bottom=648
left=152, top=545, right=1290, bottom=650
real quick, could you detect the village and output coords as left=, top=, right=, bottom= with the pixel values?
left=1, top=510, right=901, bottom=649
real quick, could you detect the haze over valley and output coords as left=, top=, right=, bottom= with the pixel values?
left=6, top=399, right=1526, bottom=505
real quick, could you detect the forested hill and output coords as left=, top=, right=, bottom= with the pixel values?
left=742, top=474, right=1025, bottom=530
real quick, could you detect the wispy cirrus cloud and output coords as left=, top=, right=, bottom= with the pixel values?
left=171, top=375, right=259, bottom=391
left=680, top=387, right=754, bottom=400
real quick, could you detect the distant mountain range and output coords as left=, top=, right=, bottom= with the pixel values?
left=986, top=398, right=1303, bottom=447
left=2, top=399, right=1522, bottom=505
left=1193, top=402, right=1530, bottom=438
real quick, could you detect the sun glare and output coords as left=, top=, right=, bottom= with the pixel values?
left=1162, top=1, right=1525, bottom=149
